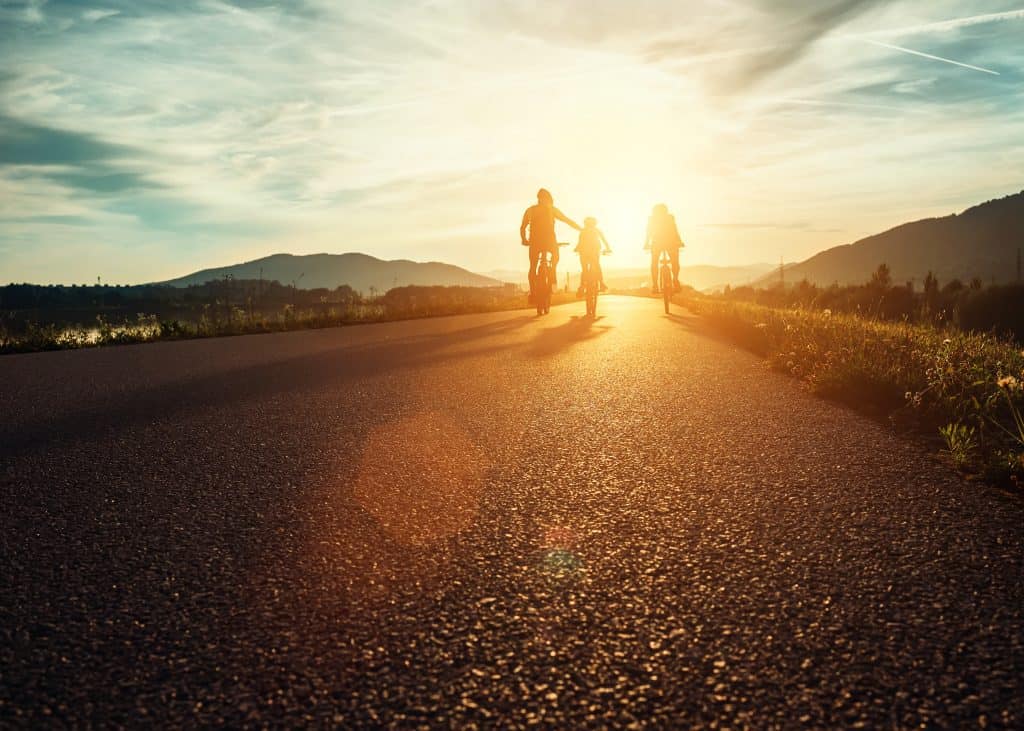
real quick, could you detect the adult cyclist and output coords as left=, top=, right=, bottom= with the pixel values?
left=520, top=188, right=582, bottom=302
left=644, top=203, right=684, bottom=294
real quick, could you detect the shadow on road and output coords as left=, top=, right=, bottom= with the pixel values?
left=526, top=315, right=612, bottom=359
left=1, top=313, right=538, bottom=455
left=662, top=310, right=755, bottom=350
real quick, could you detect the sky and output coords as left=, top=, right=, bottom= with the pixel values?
left=1, top=0, right=1022, bottom=284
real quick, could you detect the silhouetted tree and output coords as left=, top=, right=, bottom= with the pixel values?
left=870, top=263, right=892, bottom=289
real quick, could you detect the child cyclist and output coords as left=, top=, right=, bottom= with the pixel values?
left=575, top=216, right=612, bottom=297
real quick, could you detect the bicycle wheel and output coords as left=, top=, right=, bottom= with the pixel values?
left=661, top=266, right=672, bottom=314
left=583, top=269, right=596, bottom=316
left=541, top=267, right=552, bottom=315
left=535, top=265, right=546, bottom=315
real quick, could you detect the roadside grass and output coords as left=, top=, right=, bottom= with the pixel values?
left=0, top=292, right=578, bottom=356
left=686, top=297, right=1024, bottom=490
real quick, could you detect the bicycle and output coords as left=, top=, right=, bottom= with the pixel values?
left=658, top=250, right=674, bottom=314
left=530, top=243, right=568, bottom=316
left=580, top=249, right=610, bottom=318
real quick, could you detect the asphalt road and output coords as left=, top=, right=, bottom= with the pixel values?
left=2, top=296, right=1022, bottom=728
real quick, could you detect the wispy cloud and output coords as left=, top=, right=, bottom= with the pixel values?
left=643, top=0, right=888, bottom=92
left=82, top=9, right=120, bottom=23
left=700, top=222, right=845, bottom=234
left=0, top=0, right=1022, bottom=282
left=869, top=8, right=1024, bottom=37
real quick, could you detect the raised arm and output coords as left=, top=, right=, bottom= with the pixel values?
left=520, top=208, right=530, bottom=245
left=553, top=207, right=582, bottom=232
left=599, top=229, right=612, bottom=253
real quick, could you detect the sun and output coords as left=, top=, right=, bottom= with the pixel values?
left=568, top=178, right=705, bottom=270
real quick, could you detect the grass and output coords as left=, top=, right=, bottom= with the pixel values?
left=686, top=297, right=1024, bottom=490
left=0, top=292, right=578, bottom=356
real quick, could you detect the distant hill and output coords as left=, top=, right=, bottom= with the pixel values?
left=159, top=253, right=502, bottom=292
left=487, top=263, right=775, bottom=291
left=756, top=191, right=1024, bottom=287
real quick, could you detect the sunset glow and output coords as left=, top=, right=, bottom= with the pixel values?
left=1, top=1, right=1022, bottom=282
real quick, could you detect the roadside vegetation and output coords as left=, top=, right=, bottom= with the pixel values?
left=0, top=280, right=571, bottom=356
left=721, top=264, right=1024, bottom=342
left=686, top=266, right=1024, bottom=490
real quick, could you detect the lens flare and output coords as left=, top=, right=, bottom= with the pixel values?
left=353, top=411, right=489, bottom=546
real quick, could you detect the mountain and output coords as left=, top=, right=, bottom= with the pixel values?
left=756, top=191, right=1024, bottom=287
left=159, top=253, right=502, bottom=292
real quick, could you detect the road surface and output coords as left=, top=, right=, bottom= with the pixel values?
left=2, top=296, right=1022, bottom=727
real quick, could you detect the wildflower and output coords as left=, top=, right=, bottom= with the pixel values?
left=822, top=309, right=832, bottom=317
left=997, top=375, right=1020, bottom=390
left=942, top=338, right=952, bottom=345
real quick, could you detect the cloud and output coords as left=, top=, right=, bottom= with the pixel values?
left=0, top=0, right=1022, bottom=281
left=0, top=114, right=158, bottom=194
left=700, top=222, right=844, bottom=234
left=0, top=114, right=131, bottom=166
left=82, top=9, right=120, bottom=23
left=869, top=9, right=1024, bottom=38
left=642, top=0, right=887, bottom=92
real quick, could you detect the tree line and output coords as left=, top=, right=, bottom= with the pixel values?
left=719, top=264, right=1024, bottom=342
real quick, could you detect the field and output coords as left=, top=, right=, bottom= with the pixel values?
left=0, top=283, right=574, bottom=355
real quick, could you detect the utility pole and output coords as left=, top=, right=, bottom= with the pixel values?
left=224, top=273, right=233, bottom=320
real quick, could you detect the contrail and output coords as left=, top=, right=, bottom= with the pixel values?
left=864, top=39, right=1000, bottom=75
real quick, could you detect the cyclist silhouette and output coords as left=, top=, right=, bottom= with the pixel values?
left=575, top=216, right=611, bottom=296
left=644, top=203, right=684, bottom=294
left=520, top=188, right=581, bottom=302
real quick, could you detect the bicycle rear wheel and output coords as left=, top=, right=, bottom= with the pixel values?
left=584, top=268, right=597, bottom=316
left=660, top=267, right=672, bottom=314
left=539, top=266, right=551, bottom=315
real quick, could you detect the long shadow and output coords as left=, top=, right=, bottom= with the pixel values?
left=526, top=315, right=612, bottom=359
left=1, top=314, right=537, bottom=455
left=662, top=310, right=761, bottom=350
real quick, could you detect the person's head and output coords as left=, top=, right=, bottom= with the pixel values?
left=583, top=216, right=597, bottom=228
left=652, top=203, right=668, bottom=217
left=537, top=188, right=553, bottom=205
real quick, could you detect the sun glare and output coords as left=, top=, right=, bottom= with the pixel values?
left=567, top=173, right=708, bottom=270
